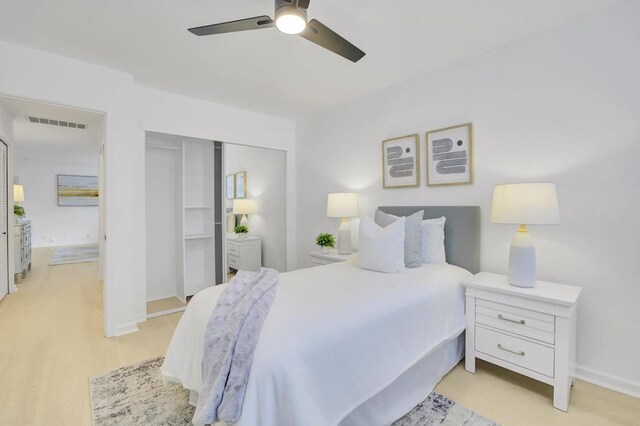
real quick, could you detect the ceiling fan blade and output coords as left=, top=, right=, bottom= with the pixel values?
left=299, top=19, right=365, bottom=62
left=188, top=15, right=274, bottom=36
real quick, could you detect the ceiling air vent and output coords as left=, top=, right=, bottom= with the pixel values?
left=27, top=115, right=87, bottom=130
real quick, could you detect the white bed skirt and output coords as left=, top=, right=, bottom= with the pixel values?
left=187, top=331, right=464, bottom=425
left=340, top=331, right=465, bottom=425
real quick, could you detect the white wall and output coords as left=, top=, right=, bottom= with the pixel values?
left=295, top=1, right=640, bottom=395
left=0, top=103, right=12, bottom=143
left=13, top=160, right=99, bottom=247
left=225, top=143, right=286, bottom=272
left=0, top=40, right=297, bottom=336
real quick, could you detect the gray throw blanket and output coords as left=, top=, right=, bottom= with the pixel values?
left=192, top=268, right=279, bottom=426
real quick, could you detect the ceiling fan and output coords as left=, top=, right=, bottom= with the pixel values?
left=188, top=0, right=365, bottom=63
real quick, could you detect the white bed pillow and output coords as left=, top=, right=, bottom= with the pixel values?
left=358, top=216, right=405, bottom=274
left=420, top=217, right=446, bottom=264
left=374, top=209, right=424, bottom=268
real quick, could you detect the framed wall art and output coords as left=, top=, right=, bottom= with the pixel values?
left=226, top=174, right=235, bottom=199
left=381, top=134, right=420, bottom=189
left=425, top=123, right=473, bottom=186
left=57, top=174, right=99, bottom=206
left=235, top=171, right=247, bottom=198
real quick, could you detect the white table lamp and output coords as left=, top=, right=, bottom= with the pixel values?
left=13, top=184, right=24, bottom=203
left=327, top=192, right=359, bottom=255
left=491, top=183, right=559, bottom=288
left=233, top=199, right=256, bottom=226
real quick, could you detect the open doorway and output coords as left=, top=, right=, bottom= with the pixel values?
left=0, top=96, right=104, bottom=297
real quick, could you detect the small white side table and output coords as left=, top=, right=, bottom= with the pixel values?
left=309, top=249, right=358, bottom=266
left=463, top=272, right=581, bottom=411
left=227, top=236, right=262, bottom=272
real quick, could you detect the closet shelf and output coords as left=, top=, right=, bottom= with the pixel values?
left=185, top=234, right=214, bottom=240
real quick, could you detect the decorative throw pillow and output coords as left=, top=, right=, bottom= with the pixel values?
left=358, top=216, right=406, bottom=274
left=374, top=209, right=424, bottom=268
left=420, top=217, right=447, bottom=264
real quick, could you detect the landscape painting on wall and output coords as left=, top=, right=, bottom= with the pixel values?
left=57, top=175, right=99, bottom=206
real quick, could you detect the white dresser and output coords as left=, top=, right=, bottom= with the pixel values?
left=14, top=220, right=32, bottom=282
left=309, top=249, right=358, bottom=266
left=227, top=236, right=262, bottom=272
left=463, top=272, right=581, bottom=411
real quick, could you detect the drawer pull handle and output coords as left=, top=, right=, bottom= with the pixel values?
left=498, top=314, right=525, bottom=325
left=497, top=344, right=525, bottom=356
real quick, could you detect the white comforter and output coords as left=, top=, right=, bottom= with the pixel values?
left=162, top=261, right=470, bottom=426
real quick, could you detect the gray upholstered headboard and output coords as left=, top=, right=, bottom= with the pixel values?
left=377, top=206, right=481, bottom=274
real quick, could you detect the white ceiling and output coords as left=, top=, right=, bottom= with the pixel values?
left=0, top=0, right=619, bottom=118
left=0, top=96, right=102, bottom=166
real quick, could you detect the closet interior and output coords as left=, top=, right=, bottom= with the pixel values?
left=145, top=132, right=223, bottom=316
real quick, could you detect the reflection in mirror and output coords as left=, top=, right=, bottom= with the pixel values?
left=225, top=143, right=286, bottom=279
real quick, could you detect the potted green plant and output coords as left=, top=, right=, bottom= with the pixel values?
left=316, top=232, right=336, bottom=254
left=14, top=205, right=25, bottom=223
left=234, top=224, right=249, bottom=239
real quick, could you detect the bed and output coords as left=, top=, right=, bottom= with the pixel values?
left=162, top=206, right=480, bottom=426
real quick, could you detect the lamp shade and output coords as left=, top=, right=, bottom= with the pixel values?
left=491, top=183, right=559, bottom=225
left=326, top=193, right=359, bottom=218
left=13, top=184, right=24, bottom=203
left=233, top=198, right=256, bottom=215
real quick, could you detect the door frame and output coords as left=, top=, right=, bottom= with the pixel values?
left=0, top=139, right=8, bottom=300
left=0, top=95, right=106, bottom=319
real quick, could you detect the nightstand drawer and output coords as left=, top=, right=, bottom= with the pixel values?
left=476, top=325, right=554, bottom=377
left=227, top=254, right=240, bottom=269
left=476, top=299, right=555, bottom=344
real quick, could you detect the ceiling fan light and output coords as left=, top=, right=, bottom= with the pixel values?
left=275, top=8, right=306, bottom=34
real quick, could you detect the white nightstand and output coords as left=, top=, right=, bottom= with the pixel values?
left=463, top=272, right=581, bottom=411
left=309, top=250, right=358, bottom=266
left=227, top=236, right=262, bottom=272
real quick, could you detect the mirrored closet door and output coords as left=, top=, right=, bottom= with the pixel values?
left=224, top=144, right=286, bottom=278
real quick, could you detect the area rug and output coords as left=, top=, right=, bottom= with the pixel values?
left=90, top=357, right=498, bottom=426
left=49, top=244, right=99, bottom=265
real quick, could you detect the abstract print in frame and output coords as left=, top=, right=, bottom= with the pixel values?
left=235, top=171, right=247, bottom=199
left=226, top=174, right=235, bottom=199
left=426, top=123, right=473, bottom=186
left=382, top=134, right=420, bottom=189
left=57, top=174, right=99, bottom=206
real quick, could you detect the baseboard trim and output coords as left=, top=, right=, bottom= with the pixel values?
left=574, top=364, right=640, bottom=399
left=146, top=306, right=187, bottom=320
left=112, top=322, right=139, bottom=337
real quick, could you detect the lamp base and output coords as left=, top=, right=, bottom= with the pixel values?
left=240, top=214, right=249, bottom=226
left=337, top=218, right=352, bottom=255
left=508, top=225, right=536, bottom=288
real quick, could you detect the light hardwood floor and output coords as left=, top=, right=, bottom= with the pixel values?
left=0, top=248, right=181, bottom=425
left=147, top=296, right=187, bottom=315
left=0, top=247, right=638, bottom=425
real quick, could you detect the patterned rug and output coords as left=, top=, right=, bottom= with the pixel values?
left=49, top=244, right=99, bottom=265
left=90, top=357, right=498, bottom=426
